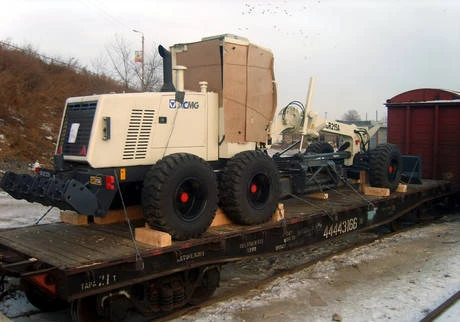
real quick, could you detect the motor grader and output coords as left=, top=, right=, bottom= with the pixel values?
left=0, top=34, right=402, bottom=240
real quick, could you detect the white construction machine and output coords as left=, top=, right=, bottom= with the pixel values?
left=0, top=34, right=401, bottom=240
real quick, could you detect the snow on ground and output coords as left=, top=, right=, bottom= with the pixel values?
left=0, top=278, right=37, bottom=319
left=0, top=191, right=60, bottom=229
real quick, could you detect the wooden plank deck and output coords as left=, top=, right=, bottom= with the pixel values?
left=0, top=223, right=153, bottom=268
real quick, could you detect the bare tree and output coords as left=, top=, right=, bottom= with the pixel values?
left=90, top=55, right=109, bottom=76
left=132, top=44, right=162, bottom=91
left=106, top=35, right=133, bottom=90
left=342, top=109, right=361, bottom=121
left=94, top=35, right=162, bottom=92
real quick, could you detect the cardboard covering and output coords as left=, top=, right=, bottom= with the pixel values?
left=174, top=38, right=222, bottom=95
left=173, top=35, right=276, bottom=143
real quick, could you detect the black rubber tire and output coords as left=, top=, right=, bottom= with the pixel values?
left=219, top=150, right=280, bottom=225
left=369, top=143, right=402, bottom=192
left=22, top=280, right=68, bottom=312
left=305, top=142, right=334, bottom=154
left=142, top=153, right=217, bottom=240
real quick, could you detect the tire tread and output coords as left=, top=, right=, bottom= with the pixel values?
left=219, top=150, right=280, bottom=225
left=142, top=153, right=217, bottom=240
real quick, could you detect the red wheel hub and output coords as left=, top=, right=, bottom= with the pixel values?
left=250, top=183, right=258, bottom=194
left=180, top=192, right=189, bottom=203
left=388, top=166, right=394, bottom=174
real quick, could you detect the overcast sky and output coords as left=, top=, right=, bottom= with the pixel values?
left=1, top=0, right=459, bottom=120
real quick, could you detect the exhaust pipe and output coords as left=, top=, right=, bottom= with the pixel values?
left=158, top=45, right=176, bottom=92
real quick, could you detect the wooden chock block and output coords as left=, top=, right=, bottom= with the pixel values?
left=135, top=225, right=172, bottom=248
left=60, top=211, right=88, bottom=225
left=359, top=170, right=390, bottom=196
left=396, top=184, right=408, bottom=193
left=348, top=179, right=360, bottom=185
left=94, top=206, right=144, bottom=225
left=272, top=203, right=285, bottom=222
left=307, top=192, right=328, bottom=200
left=363, top=185, right=390, bottom=197
left=359, top=171, right=368, bottom=192
left=210, top=208, right=233, bottom=227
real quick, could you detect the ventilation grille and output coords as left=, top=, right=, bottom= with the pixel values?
left=123, top=109, right=155, bottom=160
left=60, top=101, right=97, bottom=156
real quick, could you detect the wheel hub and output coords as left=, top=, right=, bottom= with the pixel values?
left=174, top=178, right=207, bottom=222
left=247, top=174, right=270, bottom=209
left=180, top=192, right=190, bottom=203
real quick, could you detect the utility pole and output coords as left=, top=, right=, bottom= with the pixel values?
left=133, top=29, right=145, bottom=91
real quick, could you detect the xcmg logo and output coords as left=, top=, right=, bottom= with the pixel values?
left=169, top=99, right=200, bottom=109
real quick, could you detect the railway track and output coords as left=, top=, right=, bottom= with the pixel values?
left=420, top=290, right=460, bottom=322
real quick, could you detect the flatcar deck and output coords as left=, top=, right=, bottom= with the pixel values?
left=0, top=179, right=452, bottom=301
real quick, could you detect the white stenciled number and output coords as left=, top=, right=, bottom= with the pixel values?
left=323, top=217, right=359, bottom=239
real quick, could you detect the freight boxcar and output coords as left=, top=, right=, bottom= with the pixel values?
left=386, top=88, right=460, bottom=190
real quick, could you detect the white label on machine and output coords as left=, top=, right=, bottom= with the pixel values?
left=68, top=123, right=80, bottom=143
